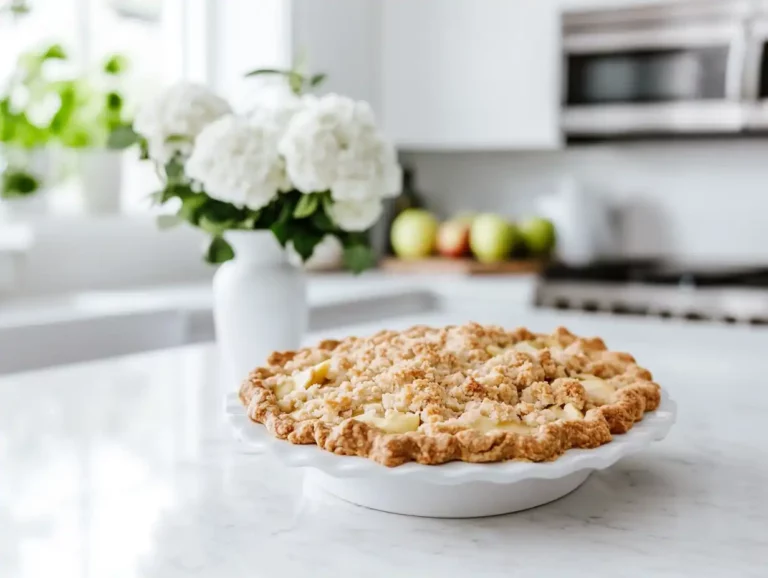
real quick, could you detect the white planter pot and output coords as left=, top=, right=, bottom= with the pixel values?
left=0, top=147, right=53, bottom=218
left=1, top=191, right=49, bottom=218
left=79, top=149, right=123, bottom=214
left=213, top=230, right=307, bottom=388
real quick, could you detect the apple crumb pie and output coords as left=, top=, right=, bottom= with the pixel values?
left=239, top=323, right=661, bottom=467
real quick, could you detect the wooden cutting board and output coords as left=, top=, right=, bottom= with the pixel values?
left=379, top=257, right=544, bottom=275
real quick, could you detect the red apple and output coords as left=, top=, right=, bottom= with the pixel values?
left=437, top=220, right=471, bottom=258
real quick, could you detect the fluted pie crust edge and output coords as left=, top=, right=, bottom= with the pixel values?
left=238, top=324, right=661, bottom=467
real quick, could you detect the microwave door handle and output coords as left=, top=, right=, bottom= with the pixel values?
left=565, top=24, right=743, bottom=54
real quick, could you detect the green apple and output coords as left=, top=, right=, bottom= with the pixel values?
left=519, top=217, right=556, bottom=255
left=391, top=209, right=439, bottom=259
left=470, top=214, right=517, bottom=263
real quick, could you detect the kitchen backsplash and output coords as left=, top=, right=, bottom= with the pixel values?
left=403, top=140, right=768, bottom=265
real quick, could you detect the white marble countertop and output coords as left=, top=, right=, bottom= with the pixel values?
left=1, top=310, right=767, bottom=577
left=0, top=272, right=535, bottom=328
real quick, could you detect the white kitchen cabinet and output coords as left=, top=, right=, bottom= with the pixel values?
left=289, top=0, right=382, bottom=110
left=381, top=0, right=561, bottom=150
left=209, top=0, right=382, bottom=108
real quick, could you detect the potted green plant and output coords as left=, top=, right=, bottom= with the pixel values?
left=59, top=53, right=138, bottom=214
left=0, top=43, right=137, bottom=215
left=0, top=43, right=67, bottom=214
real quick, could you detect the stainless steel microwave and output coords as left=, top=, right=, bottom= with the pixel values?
left=562, top=0, right=768, bottom=138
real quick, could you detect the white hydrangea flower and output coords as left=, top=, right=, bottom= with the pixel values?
left=237, top=78, right=304, bottom=129
left=135, top=82, right=231, bottom=164
left=247, top=92, right=306, bottom=136
left=332, top=136, right=402, bottom=201
left=326, top=197, right=383, bottom=232
left=278, top=93, right=402, bottom=200
left=185, top=114, right=288, bottom=211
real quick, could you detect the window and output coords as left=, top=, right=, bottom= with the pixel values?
left=0, top=0, right=208, bottom=213
left=0, top=1, right=80, bottom=77
left=1, top=0, right=194, bottom=94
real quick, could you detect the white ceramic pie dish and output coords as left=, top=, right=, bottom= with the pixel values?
left=226, top=392, right=677, bottom=518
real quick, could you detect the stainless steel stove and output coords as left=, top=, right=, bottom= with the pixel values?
left=535, top=261, right=768, bottom=325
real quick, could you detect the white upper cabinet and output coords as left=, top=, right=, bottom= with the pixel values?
left=381, top=0, right=561, bottom=150
left=289, top=0, right=382, bottom=110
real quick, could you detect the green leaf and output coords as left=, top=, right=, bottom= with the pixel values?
left=41, top=43, right=67, bottom=61
left=293, top=194, right=319, bottom=218
left=1, top=168, right=39, bottom=198
left=310, top=207, right=335, bottom=232
left=244, top=68, right=290, bottom=78
left=240, top=215, right=256, bottom=229
left=48, top=81, right=77, bottom=136
left=106, top=91, right=123, bottom=112
left=345, top=231, right=370, bottom=246
left=278, top=194, right=297, bottom=221
left=103, top=54, right=129, bottom=75
left=156, top=214, right=181, bottom=230
left=159, top=185, right=179, bottom=204
left=178, top=193, right=208, bottom=223
left=147, top=190, right=164, bottom=204
left=199, top=215, right=238, bottom=236
left=107, top=124, right=138, bottom=150
left=205, top=236, right=235, bottom=264
left=138, top=137, right=149, bottom=160
left=291, top=231, right=324, bottom=261
left=309, top=73, right=327, bottom=88
left=270, top=220, right=290, bottom=246
left=244, top=68, right=308, bottom=94
left=7, top=0, right=32, bottom=15
left=288, top=73, right=304, bottom=95
left=343, top=244, right=376, bottom=274
left=204, top=197, right=246, bottom=222
left=164, top=157, right=185, bottom=183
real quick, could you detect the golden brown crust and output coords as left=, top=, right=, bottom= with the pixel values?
left=239, top=324, right=662, bottom=467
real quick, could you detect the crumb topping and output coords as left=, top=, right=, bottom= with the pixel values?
left=240, top=323, right=662, bottom=466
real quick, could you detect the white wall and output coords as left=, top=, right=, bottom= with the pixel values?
left=210, top=0, right=382, bottom=110
left=211, top=0, right=292, bottom=98
left=289, top=0, right=382, bottom=112
left=404, top=140, right=768, bottom=264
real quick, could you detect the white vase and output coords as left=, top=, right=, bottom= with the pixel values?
left=79, top=149, right=123, bottom=214
left=213, top=230, right=308, bottom=388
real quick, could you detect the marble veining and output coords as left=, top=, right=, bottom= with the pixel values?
left=1, top=314, right=767, bottom=578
